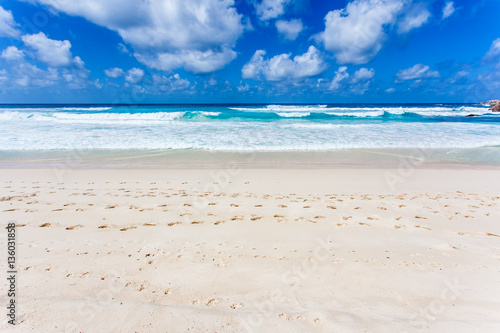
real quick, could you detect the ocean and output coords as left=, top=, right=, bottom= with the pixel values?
left=1, top=104, right=499, bottom=152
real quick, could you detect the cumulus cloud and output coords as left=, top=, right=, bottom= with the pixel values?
left=275, top=19, right=303, bottom=40
left=483, top=38, right=500, bottom=62
left=397, top=4, right=430, bottom=34
left=30, top=0, right=245, bottom=74
left=0, top=59, right=90, bottom=90
left=1, top=46, right=24, bottom=61
left=0, top=6, right=20, bottom=38
left=22, top=32, right=83, bottom=68
left=254, top=0, right=291, bottom=21
left=478, top=39, right=500, bottom=92
left=104, top=67, right=125, bottom=78
left=242, top=45, right=326, bottom=81
left=125, top=68, right=144, bottom=83
left=442, top=1, right=455, bottom=20
left=385, top=87, right=396, bottom=93
left=329, top=66, right=350, bottom=90
left=352, top=67, right=375, bottom=83
left=237, top=83, right=250, bottom=92
left=318, top=0, right=405, bottom=65
left=150, top=73, right=191, bottom=92
left=327, top=66, right=375, bottom=93
left=135, top=47, right=237, bottom=74
left=395, top=63, right=439, bottom=81
left=318, top=0, right=432, bottom=65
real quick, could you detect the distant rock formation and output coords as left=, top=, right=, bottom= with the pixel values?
left=485, top=100, right=500, bottom=112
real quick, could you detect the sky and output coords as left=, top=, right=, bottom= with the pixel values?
left=0, top=0, right=499, bottom=104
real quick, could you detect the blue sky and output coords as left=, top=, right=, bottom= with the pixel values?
left=0, top=0, right=499, bottom=103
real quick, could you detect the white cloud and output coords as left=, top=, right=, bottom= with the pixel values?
left=385, top=87, right=396, bottom=93
left=242, top=46, right=326, bottom=81
left=3, top=63, right=59, bottom=88
left=0, top=69, right=8, bottom=83
left=318, top=0, right=432, bottom=65
left=0, top=6, right=20, bottom=38
left=135, top=47, right=237, bottom=74
left=275, top=19, right=303, bottom=40
left=125, top=68, right=144, bottom=83
left=150, top=73, right=191, bottom=92
left=22, top=32, right=82, bottom=67
left=442, top=1, right=455, bottom=20
left=352, top=67, right=375, bottom=82
left=395, top=64, right=439, bottom=81
left=118, top=43, right=130, bottom=54
left=483, top=38, right=500, bottom=62
left=318, top=0, right=405, bottom=65
left=254, top=0, right=291, bottom=21
left=31, top=0, right=245, bottom=74
left=397, top=5, right=430, bottom=34
left=329, top=66, right=350, bottom=90
left=237, top=83, right=250, bottom=92
left=104, top=67, right=125, bottom=78
left=1, top=46, right=24, bottom=61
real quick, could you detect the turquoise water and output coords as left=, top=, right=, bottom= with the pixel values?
left=0, top=104, right=499, bottom=151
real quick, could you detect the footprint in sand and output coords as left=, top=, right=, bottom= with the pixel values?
left=206, top=299, right=218, bottom=306
left=230, top=303, right=243, bottom=309
left=143, top=223, right=156, bottom=226
left=98, top=225, right=110, bottom=229
left=415, top=225, right=431, bottom=230
left=66, top=225, right=82, bottom=230
left=191, top=221, right=203, bottom=224
left=168, top=222, right=182, bottom=226
left=40, top=223, right=52, bottom=227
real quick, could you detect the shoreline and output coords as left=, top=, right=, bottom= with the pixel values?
left=1, top=147, right=500, bottom=169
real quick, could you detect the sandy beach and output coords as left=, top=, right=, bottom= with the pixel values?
left=1, top=167, right=500, bottom=332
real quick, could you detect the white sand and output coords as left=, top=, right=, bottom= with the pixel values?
left=1, top=168, right=500, bottom=332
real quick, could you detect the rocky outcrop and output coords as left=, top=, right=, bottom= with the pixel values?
left=484, top=100, right=500, bottom=111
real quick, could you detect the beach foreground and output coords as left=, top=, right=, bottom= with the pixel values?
left=1, top=168, right=500, bottom=332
